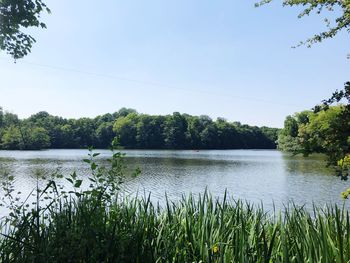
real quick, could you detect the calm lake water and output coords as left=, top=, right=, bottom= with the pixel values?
left=0, top=149, right=348, bottom=210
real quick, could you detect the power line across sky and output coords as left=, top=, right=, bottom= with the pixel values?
left=0, top=57, right=305, bottom=109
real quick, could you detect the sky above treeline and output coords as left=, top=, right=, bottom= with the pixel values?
left=0, top=0, right=349, bottom=128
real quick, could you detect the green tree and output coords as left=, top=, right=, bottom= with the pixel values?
left=113, top=113, right=138, bottom=148
left=96, top=122, right=115, bottom=148
left=1, top=125, right=50, bottom=150
left=0, top=0, right=50, bottom=59
left=278, top=106, right=350, bottom=169
left=27, top=126, right=51, bottom=150
left=0, top=106, right=3, bottom=128
left=163, top=112, right=188, bottom=149
left=113, top=108, right=137, bottom=119
left=58, top=124, right=78, bottom=148
left=281, top=116, right=299, bottom=137
left=200, top=122, right=218, bottom=149
left=1, top=125, right=24, bottom=149
left=277, top=115, right=301, bottom=152
left=0, top=108, right=279, bottom=150
left=257, top=0, right=350, bottom=48
left=260, top=126, right=279, bottom=148
left=136, top=115, right=164, bottom=149
left=72, top=118, right=97, bottom=148
left=216, top=118, right=241, bottom=149
left=277, top=112, right=314, bottom=153
left=95, top=113, right=115, bottom=126
left=307, top=106, right=349, bottom=163
left=186, top=116, right=206, bottom=149
left=3, top=112, right=19, bottom=127
left=277, top=134, right=302, bottom=152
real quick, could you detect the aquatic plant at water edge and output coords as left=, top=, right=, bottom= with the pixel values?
left=0, top=151, right=350, bottom=262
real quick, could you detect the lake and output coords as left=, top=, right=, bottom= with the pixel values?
left=0, top=149, right=348, bottom=211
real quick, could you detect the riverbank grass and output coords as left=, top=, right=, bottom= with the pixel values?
left=0, top=151, right=349, bottom=262
left=1, top=192, right=350, bottom=262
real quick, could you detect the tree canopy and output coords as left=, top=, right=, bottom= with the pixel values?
left=3, top=1, right=349, bottom=58
left=257, top=0, right=350, bottom=48
left=0, top=0, right=50, bottom=59
left=278, top=83, right=350, bottom=178
left=0, top=107, right=279, bottom=151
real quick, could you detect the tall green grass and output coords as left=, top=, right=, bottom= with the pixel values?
left=0, top=191, right=350, bottom=263
left=1, top=150, right=349, bottom=262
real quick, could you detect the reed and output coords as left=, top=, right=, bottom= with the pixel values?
left=0, top=191, right=350, bottom=263
left=1, top=151, right=349, bottom=262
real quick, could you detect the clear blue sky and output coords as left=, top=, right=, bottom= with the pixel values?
left=0, top=0, right=349, bottom=128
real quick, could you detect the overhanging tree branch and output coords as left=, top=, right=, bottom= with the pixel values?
left=0, top=0, right=50, bottom=59
left=256, top=0, right=350, bottom=49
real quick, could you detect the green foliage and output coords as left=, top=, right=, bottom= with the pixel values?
left=113, top=113, right=138, bottom=148
left=0, top=107, right=3, bottom=128
left=136, top=115, right=164, bottom=148
left=306, top=107, right=348, bottom=159
left=96, top=121, right=115, bottom=148
left=114, top=107, right=137, bottom=118
left=256, top=0, right=350, bottom=48
left=0, top=0, right=50, bottom=59
left=278, top=105, right=350, bottom=176
left=313, top=82, right=350, bottom=169
left=1, top=124, right=50, bottom=150
left=113, top=112, right=279, bottom=150
left=215, top=118, right=238, bottom=148
left=278, top=111, right=315, bottom=154
left=340, top=156, right=350, bottom=197
left=281, top=115, right=299, bottom=137
left=27, top=126, right=51, bottom=150
left=1, top=125, right=24, bottom=149
left=278, top=82, right=350, bottom=183
left=277, top=134, right=302, bottom=152
left=163, top=112, right=188, bottom=149
left=0, top=107, right=279, bottom=150
left=3, top=111, right=19, bottom=127
left=1, top=151, right=350, bottom=262
left=2, top=174, right=350, bottom=262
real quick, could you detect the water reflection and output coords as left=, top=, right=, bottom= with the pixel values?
left=282, top=154, right=333, bottom=175
left=0, top=149, right=348, bottom=211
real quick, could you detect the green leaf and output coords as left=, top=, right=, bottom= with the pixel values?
left=65, top=178, right=73, bottom=184
left=74, top=180, right=83, bottom=188
left=71, top=171, right=77, bottom=179
left=91, top=163, right=97, bottom=170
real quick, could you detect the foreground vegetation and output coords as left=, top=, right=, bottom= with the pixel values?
left=0, top=151, right=350, bottom=263
left=2, top=192, right=350, bottom=263
left=0, top=107, right=278, bottom=150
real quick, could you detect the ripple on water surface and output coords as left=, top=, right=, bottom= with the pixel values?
left=0, top=149, right=347, bottom=211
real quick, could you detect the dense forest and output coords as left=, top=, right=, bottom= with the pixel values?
left=0, top=107, right=279, bottom=150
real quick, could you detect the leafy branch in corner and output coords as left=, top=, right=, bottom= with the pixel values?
left=0, top=0, right=50, bottom=59
left=256, top=0, right=350, bottom=51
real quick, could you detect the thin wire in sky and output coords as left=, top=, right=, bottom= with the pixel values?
left=0, top=56, right=305, bottom=109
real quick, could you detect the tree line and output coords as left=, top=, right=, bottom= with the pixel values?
left=0, top=107, right=279, bottom=150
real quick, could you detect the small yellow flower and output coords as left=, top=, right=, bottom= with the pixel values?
left=341, top=191, right=349, bottom=200
left=213, top=245, right=219, bottom=254
left=338, top=155, right=350, bottom=167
